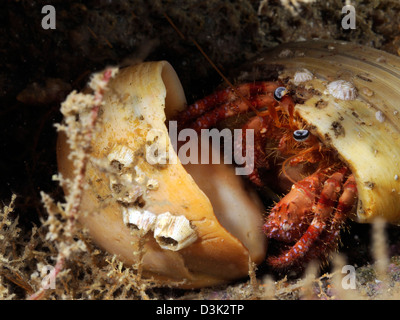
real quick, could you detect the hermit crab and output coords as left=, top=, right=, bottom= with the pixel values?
left=175, top=76, right=358, bottom=270
left=57, top=40, right=400, bottom=288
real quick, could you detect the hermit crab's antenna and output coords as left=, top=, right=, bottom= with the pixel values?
left=163, top=13, right=261, bottom=116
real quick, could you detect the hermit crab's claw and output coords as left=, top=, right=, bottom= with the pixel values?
left=263, top=170, right=324, bottom=243
left=265, top=168, right=358, bottom=269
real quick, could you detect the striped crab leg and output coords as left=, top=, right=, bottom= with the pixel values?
left=316, top=174, right=358, bottom=254
left=176, top=81, right=290, bottom=129
left=233, top=115, right=284, bottom=186
left=175, top=82, right=295, bottom=185
left=267, top=168, right=350, bottom=268
left=264, top=169, right=326, bottom=243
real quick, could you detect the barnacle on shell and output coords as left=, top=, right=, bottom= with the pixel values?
left=293, top=68, right=313, bottom=85
left=153, top=212, right=198, bottom=251
left=326, top=80, right=358, bottom=101
left=122, top=208, right=157, bottom=235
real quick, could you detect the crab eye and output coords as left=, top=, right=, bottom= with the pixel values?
left=274, top=87, right=287, bottom=101
left=293, top=129, right=310, bottom=142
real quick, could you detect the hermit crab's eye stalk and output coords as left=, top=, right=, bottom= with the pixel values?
left=274, top=87, right=288, bottom=101
left=293, top=129, right=310, bottom=142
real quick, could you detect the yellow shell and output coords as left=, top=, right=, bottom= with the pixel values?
left=57, top=61, right=267, bottom=288
left=263, top=40, right=400, bottom=225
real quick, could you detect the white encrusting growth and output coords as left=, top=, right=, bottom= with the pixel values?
left=375, top=111, right=385, bottom=123
left=122, top=208, right=157, bottom=234
left=153, top=212, right=198, bottom=251
left=109, top=174, right=143, bottom=204
left=107, top=145, right=135, bottom=168
left=122, top=209, right=198, bottom=251
left=293, top=68, right=313, bottom=85
left=327, top=80, right=357, bottom=100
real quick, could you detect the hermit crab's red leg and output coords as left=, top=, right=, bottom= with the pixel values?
left=267, top=168, right=347, bottom=269
left=265, top=99, right=281, bottom=127
left=234, top=115, right=280, bottom=186
left=303, top=175, right=357, bottom=264
left=317, top=174, right=358, bottom=252
left=280, top=95, right=295, bottom=128
left=263, top=170, right=326, bottom=243
left=175, top=87, right=239, bottom=128
left=175, top=81, right=281, bottom=128
left=331, top=174, right=357, bottom=230
left=234, top=116, right=265, bottom=187
left=188, top=94, right=277, bottom=132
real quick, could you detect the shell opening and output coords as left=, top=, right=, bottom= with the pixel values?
left=181, top=136, right=267, bottom=262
